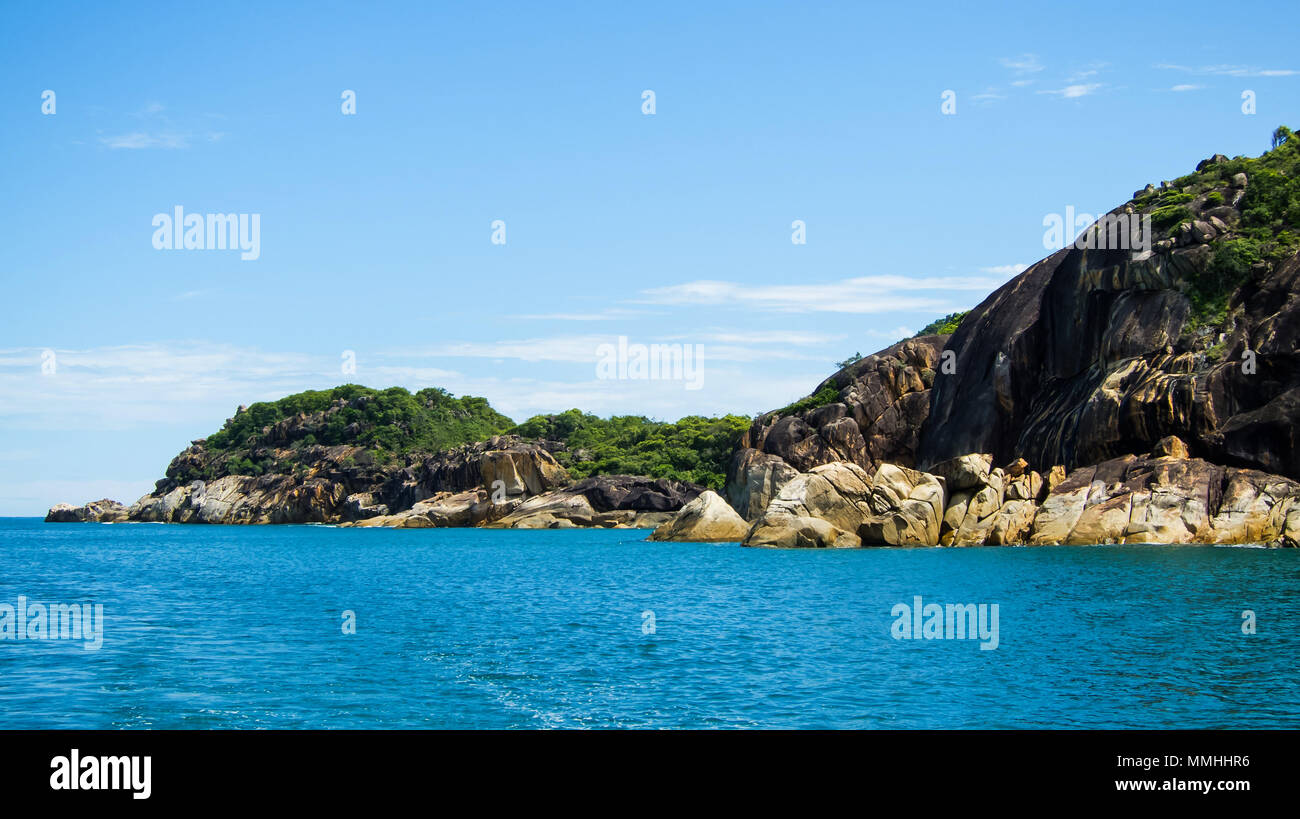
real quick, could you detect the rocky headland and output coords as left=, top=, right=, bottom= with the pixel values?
left=50, top=130, right=1300, bottom=547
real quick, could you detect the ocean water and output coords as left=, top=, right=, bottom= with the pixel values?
left=0, top=517, right=1297, bottom=729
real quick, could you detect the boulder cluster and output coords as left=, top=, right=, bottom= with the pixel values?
left=651, top=436, right=1300, bottom=548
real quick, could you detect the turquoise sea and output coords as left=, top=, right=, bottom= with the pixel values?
left=1, top=517, right=1297, bottom=729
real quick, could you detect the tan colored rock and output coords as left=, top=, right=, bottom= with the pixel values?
left=987, top=500, right=1037, bottom=545
left=928, top=453, right=993, bottom=491
left=726, top=449, right=800, bottom=521
left=491, top=491, right=597, bottom=528
left=649, top=491, right=749, bottom=542
left=745, top=515, right=860, bottom=548
left=1046, top=465, right=1067, bottom=494
left=1029, top=466, right=1097, bottom=544
left=942, top=489, right=973, bottom=532
left=859, top=464, right=944, bottom=546
left=1066, top=494, right=1133, bottom=544
left=751, top=463, right=875, bottom=536
left=1151, top=435, right=1190, bottom=460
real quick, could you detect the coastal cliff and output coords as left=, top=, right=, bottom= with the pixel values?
left=50, top=130, right=1300, bottom=546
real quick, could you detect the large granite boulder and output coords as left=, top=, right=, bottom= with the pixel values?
left=743, top=462, right=875, bottom=548
left=649, top=490, right=750, bottom=542
left=858, top=464, right=945, bottom=546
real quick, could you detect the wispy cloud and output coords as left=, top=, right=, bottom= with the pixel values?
left=1037, top=83, right=1102, bottom=99
left=513, top=308, right=651, bottom=321
left=99, top=131, right=190, bottom=150
left=1170, top=84, right=1203, bottom=92
left=980, top=263, right=1028, bottom=276
left=633, top=274, right=1008, bottom=314
left=401, top=334, right=824, bottom=364
left=1156, top=63, right=1298, bottom=77
left=97, top=100, right=226, bottom=149
left=1000, top=54, right=1044, bottom=75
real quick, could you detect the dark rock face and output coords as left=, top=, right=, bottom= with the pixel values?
left=917, top=247, right=1300, bottom=477
left=564, top=475, right=704, bottom=513
left=726, top=337, right=945, bottom=517
left=487, top=475, right=707, bottom=529
left=918, top=219, right=1300, bottom=481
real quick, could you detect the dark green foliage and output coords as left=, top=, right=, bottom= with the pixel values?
left=774, top=385, right=841, bottom=418
left=836, top=352, right=863, bottom=369
left=1185, top=239, right=1260, bottom=330
left=914, top=310, right=969, bottom=337
left=1168, top=125, right=1300, bottom=332
left=1151, top=204, right=1194, bottom=230
left=509, top=410, right=750, bottom=489
left=204, top=385, right=515, bottom=458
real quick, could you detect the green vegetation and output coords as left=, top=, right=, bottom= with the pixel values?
left=202, top=385, right=515, bottom=472
left=836, top=352, right=864, bottom=369
left=914, top=310, right=969, bottom=337
left=1153, top=125, right=1300, bottom=332
left=1185, top=238, right=1261, bottom=333
left=189, top=384, right=753, bottom=489
left=509, top=410, right=750, bottom=489
left=773, top=385, right=841, bottom=418
left=1151, top=204, right=1194, bottom=230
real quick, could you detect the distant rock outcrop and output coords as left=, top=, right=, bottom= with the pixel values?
left=45, top=499, right=129, bottom=523
left=56, top=436, right=569, bottom=525
left=488, top=475, right=704, bottom=530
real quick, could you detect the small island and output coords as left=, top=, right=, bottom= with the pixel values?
left=50, top=129, right=1300, bottom=549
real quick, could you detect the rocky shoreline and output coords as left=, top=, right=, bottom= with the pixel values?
left=47, top=436, right=701, bottom=531
left=46, top=144, right=1300, bottom=548
left=660, top=435, right=1298, bottom=547
left=46, top=432, right=1299, bottom=547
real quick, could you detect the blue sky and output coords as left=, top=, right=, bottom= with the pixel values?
left=1, top=0, right=1297, bottom=514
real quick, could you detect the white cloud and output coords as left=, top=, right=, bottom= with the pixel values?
left=512, top=308, right=651, bottom=321
left=694, top=330, right=843, bottom=346
left=633, top=274, right=1006, bottom=314
left=1038, top=83, right=1102, bottom=99
left=1170, top=84, right=1203, bottom=92
left=99, top=131, right=189, bottom=149
left=399, top=334, right=824, bottom=365
left=1000, top=54, right=1044, bottom=74
left=980, top=263, right=1028, bottom=276
left=1156, top=63, right=1298, bottom=78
